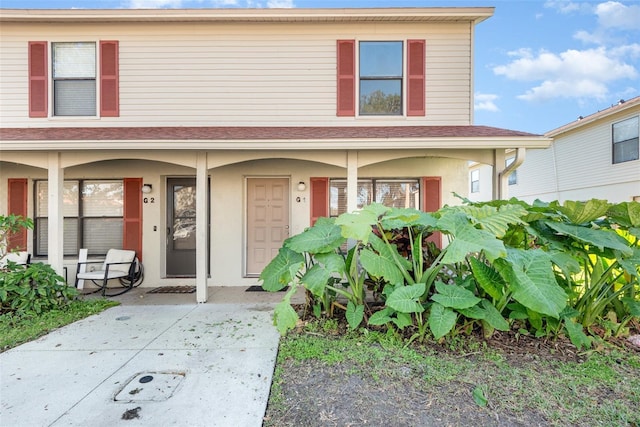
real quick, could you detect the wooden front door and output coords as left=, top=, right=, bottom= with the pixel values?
left=246, top=178, right=289, bottom=276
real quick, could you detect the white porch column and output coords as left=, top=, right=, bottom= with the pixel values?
left=195, top=152, right=209, bottom=303
left=346, top=150, right=358, bottom=213
left=47, top=152, right=64, bottom=277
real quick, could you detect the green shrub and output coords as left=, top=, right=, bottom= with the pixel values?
left=0, top=262, right=78, bottom=316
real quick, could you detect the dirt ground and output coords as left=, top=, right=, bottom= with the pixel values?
left=264, top=319, right=640, bottom=427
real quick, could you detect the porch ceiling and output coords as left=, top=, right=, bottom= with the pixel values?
left=0, top=125, right=551, bottom=151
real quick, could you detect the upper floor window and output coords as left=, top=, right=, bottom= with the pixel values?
left=28, top=40, right=119, bottom=118
left=613, top=116, right=639, bottom=164
left=359, top=41, right=403, bottom=116
left=470, top=169, right=480, bottom=193
left=336, top=39, right=424, bottom=117
left=52, top=42, right=96, bottom=116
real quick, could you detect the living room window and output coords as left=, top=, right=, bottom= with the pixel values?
left=359, top=41, right=403, bottom=115
left=329, top=178, right=420, bottom=217
left=52, top=42, right=97, bottom=116
left=613, top=116, right=639, bottom=164
left=34, top=180, right=124, bottom=256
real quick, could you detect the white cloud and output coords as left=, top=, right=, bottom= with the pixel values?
left=544, top=0, right=584, bottom=14
left=267, top=0, right=294, bottom=7
left=474, top=93, right=500, bottom=112
left=211, top=0, right=238, bottom=5
left=494, top=47, right=638, bottom=102
left=595, top=1, right=640, bottom=31
left=127, top=0, right=184, bottom=7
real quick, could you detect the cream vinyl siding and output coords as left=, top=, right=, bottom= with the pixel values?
left=1, top=21, right=472, bottom=127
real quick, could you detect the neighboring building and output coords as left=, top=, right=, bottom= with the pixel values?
left=469, top=97, right=640, bottom=204
left=0, top=8, right=549, bottom=301
left=509, top=96, right=640, bottom=203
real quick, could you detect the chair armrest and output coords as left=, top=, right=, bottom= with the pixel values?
left=76, top=259, right=104, bottom=273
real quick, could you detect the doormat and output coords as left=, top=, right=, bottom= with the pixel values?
left=147, top=286, right=196, bottom=294
left=245, top=285, right=289, bottom=292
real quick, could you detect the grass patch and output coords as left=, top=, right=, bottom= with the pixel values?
left=0, top=299, right=119, bottom=351
left=267, top=327, right=640, bottom=426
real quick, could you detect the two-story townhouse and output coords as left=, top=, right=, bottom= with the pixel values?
left=502, top=96, right=640, bottom=203
left=0, top=8, right=550, bottom=302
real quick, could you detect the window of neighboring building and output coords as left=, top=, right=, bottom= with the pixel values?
left=506, top=157, right=517, bottom=185
left=470, top=170, right=480, bottom=193
left=359, top=41, right=403, bottom=115
left=52, top=42, right=96, bottom=116
left=330, top=178, right=419, bottom=217
left=613, top=116, right=639, bottom=164
left=35, top=180, right=123, bottom=256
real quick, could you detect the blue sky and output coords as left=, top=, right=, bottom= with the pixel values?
left=2, top=0, right=639, bottom=135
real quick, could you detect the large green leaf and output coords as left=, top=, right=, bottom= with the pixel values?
left=368, top=307, right=394, bottom=326
left=480, top=300, right=510, bottom=331
left=431, top=281, right=481, bottom=309
left=437, top=212, right=506, bottom=263
left=360, top=247, right=405, bottom=286
left=273, top=288, right=300, bottom=335
left=498, top=249, right=567, bottom=318
left=617, top=246, right=640, bottom=278
left=346, top=301, right=365, bottom=329
left=386, top=282, right=426, bottom=313
left=300, top=264, right=330, bottom=297
left=558, top=199, right=610, bottom=224
left=285, top=217, right=345, bottom=254
left=607, top=201, right=640, bottom=228
left=380, top=207, right=438, bottom=230
left=429, top=302, right=457, bottom=339
left=563, top=318, right=592, bottom=350
left=460, top=203, right=527, bottom=238
left=546, top=221, right=633, bottom=256
left=368, top=233, right=413, bottom=272
left=335, top=204, right=389, bottom=243
left=469, top=257, right=505, bottom=301
left=259, top=247, right=304, bottom=291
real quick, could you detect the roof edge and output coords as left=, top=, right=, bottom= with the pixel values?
left=0, top=7, right=494, bottom=24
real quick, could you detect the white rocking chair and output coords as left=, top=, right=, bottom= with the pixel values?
left=75, top=249, right=140, bottom=297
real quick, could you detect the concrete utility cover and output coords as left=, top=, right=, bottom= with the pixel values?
left=115, top=372, right=185, bottom=402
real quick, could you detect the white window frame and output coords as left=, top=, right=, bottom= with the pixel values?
left=470, top=169, right=480, bottom=193
left=612, top=116, right=640, bottom=164
left=50, top=41, right=99, bottom=118
left=357, top=40, right=405, bottom=117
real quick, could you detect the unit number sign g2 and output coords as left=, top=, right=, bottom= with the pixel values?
left=143, top=197, right=155, bottom=204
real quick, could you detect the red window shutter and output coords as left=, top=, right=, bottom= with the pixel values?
left=422, top=176, right=441, bottom=248
left=7, top=178, right=28, bottom=251
left=337, top=40, right=356, bottom=117
left=100, top=40, right=119, bottom=117
left=28, top=41, right=48, bottom=118
left=310, top=177, right=329, bottom=225
left=123, top=178, right=142, bottom=260
left=407, top=39, right=426, bottom=117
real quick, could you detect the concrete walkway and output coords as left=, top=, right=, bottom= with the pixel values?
left=1, top=287, right=297, bottom=426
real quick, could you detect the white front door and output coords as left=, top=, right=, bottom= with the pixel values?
left=246, top=178, right=289, bottom=276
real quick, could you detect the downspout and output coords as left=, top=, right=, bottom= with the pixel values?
left=498, top=147, right=525, bottom=200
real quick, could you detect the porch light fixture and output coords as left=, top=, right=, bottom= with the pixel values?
left=141, top=184, right=153, bottom=194
left=297, top=181, right=306, bottom=191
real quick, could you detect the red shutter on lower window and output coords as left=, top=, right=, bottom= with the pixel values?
left=100, top=40, right=119, bottom=117
left=28, top=41, right=48, bottom=118
left=7, top=178, right=28, bottom=251
left=310, top=177, right=329, bottom=225
left=123, top=178, right=142, bottom=260
left=422, top=176, right=441, bottom=248
left=337, top=40, right=356, bottom=117
left=407, top=39, right=426, bottom=117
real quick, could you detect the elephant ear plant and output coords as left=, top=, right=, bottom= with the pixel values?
left=260, top=199, right=639, bottom=348
left=0, top=214, right=76, bottom=316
